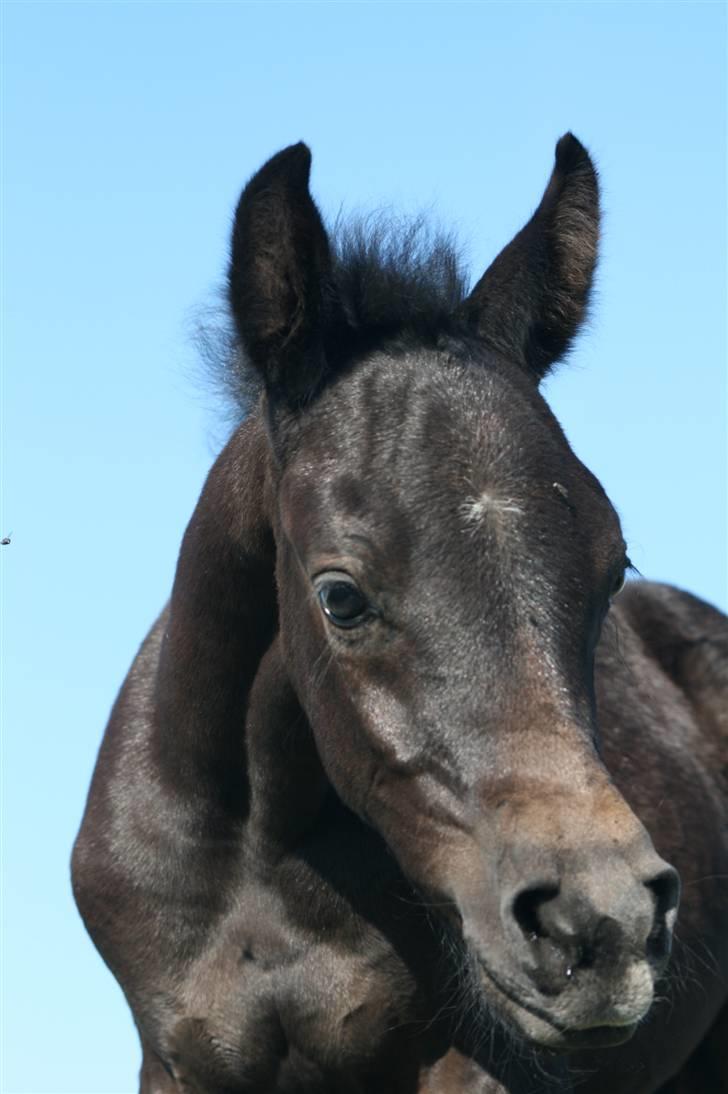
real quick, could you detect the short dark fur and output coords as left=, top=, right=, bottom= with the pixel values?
left=73, top=135, right=727, bottom=1094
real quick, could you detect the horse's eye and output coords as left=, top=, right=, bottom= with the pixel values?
left=315, top=573, right=370, bottom=629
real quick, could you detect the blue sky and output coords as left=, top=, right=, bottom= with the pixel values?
left=2, top=3, right=725, bottom=1091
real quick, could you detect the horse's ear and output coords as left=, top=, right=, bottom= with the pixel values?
left=228, top=143, right=344, bottom=406
left=459, top=133, right=599, bottom=382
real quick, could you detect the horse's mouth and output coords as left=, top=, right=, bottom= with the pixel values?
left=475, top=954, right=641, bottom=1052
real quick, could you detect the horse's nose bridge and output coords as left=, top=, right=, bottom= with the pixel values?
left=485, top=762, right=652, bottom=860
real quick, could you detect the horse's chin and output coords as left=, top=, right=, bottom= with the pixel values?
left=474, top=953, right=647, bottom=1054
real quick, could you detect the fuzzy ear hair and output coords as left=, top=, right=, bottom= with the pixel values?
left=460, top=133, right=600, bottom=381
left=228, top=143, right=345, bottom=407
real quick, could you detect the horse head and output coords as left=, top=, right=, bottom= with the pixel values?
left=226, top=136, right=680, bottom=1053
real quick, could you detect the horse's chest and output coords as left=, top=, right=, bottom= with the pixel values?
left=162, top=893, right=422, bottom=1092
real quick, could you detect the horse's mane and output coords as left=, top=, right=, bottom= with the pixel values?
left=196, top=212, right=469, bottom=423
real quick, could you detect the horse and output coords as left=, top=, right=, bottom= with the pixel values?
left=72, top=134, right=728, bottom=1093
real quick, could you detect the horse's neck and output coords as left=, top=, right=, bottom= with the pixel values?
left=152, top=413, right=277, bottom=815
left=243, top=639, right=332, bottom=852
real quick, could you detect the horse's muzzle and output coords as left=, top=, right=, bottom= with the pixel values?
left=504, top=857, right=680, bottom=991
left=465, top=840, right=680, bottom=1048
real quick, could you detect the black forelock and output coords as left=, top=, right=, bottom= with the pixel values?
left=331, top=212, right=469, bottom=338
left=197, top=212, right=470, bottom=423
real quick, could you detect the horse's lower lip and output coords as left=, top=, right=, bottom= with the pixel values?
left=475, top=954, right=639, bottom=1050
left=547, top=1023, right=638, bottom=1050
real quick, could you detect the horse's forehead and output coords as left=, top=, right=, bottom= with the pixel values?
left=278, top=356, right=621, bottom=585
left=285, top=353, right=569, bottom=513
left=295, top=353, right=502, bottom=463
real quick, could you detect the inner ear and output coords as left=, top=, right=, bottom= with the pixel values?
left=459, top=133, right=600, bottom=382
left=228, top=142, right=346, bottom=407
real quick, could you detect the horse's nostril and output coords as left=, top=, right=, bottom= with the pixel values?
left=512, top=884, right=560, bottom=941
left=646, top=865, right=681, bottom=921
left=645, top=865, right=680, bottom=962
